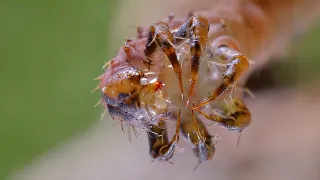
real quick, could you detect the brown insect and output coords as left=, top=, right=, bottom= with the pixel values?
left=96, top=8, right=255, bottom=165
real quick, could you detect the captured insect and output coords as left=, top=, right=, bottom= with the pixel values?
left=92, top=1, right=271, bottom=165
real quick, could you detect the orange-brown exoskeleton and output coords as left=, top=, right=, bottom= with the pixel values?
left=193, top=46, right=249, bottom=110
left=195, top=98, right=251, bottom=147
left=98, top=12, right=252, bottom=166
left=94, top=0, right=320, bottom=168
left=173, top=15, right=210, bottom=106
left=96, top=0, right=320, bottom=166
left=144, top=21, right=184, bottom=101
left=195, top=98, right=251, bottom=133
left=181, top=110, right=219, bottom=168
left=102, top=62, right=170, bottom=128
left=148, top=110, right=181, bottom=162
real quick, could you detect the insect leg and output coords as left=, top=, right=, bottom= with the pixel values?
left=193, top=46, right=249, bottom=109
left=180, top=109, right=216, bottom=166
left=147, top=110, right=181, bottom=162
left=195, top=98, right=251, bottom=132
left=144, top=21, right=184, bottom=100
left=173, top=15, right=210, bottom=106
left=147, top=121, right=169, bottom=159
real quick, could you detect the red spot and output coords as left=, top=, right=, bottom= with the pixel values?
left=154, top=81, right=163, bottom=91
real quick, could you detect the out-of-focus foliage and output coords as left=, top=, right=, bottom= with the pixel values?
left=0, top=0, right=117, bottom=178
left=282, top=22, right=320, bottom=84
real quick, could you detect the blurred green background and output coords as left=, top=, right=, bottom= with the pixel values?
left=0, top=0, right=117, bottom=178
left=1, top=0, right=320, bottom=179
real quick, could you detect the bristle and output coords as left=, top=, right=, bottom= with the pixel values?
left=102, top=61, right=111, bottom=70
left=94, top=100, right=102, bottom=108
left=94, top=75, right=103, bottom=81
left=243, top=87, right=256, bottom=99
left=100, top=110, right=107, bottom=121
left=91, top=85, right=100, bottom=93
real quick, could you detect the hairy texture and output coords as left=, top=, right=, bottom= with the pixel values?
left=98, top=0, right=320, bottom=164
left=109, top=0, right=320, bottom=74
left=105, top=0, right=320, bottom=100
left=101, top=0, right=320, bottom=122
left=8, top=1, right=320, bottom=179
